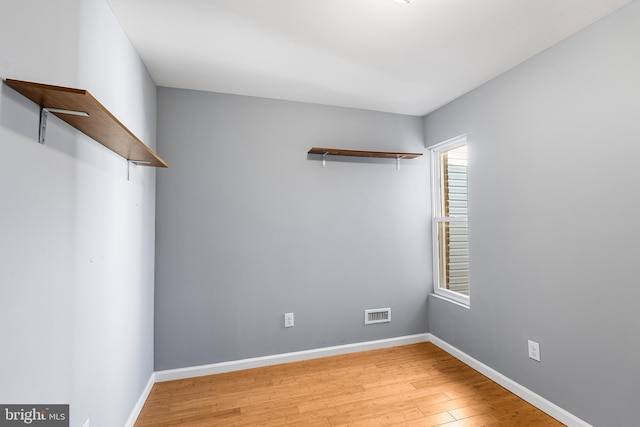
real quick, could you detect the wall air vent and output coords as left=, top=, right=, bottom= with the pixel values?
left=365, top=308, right=391, bottom=325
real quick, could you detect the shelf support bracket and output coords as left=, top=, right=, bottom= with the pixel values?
left=127, top=160, right=151, bottom=181
left=322, top=152, right=328, bottom=167
left=38, top=107, right=89, bottom=144
left=396, top=155, right=407, bottom=170
left=38, top=108, right=49, bottom=144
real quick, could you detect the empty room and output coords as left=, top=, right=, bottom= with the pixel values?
left=1, top=0, right=639, bottom=426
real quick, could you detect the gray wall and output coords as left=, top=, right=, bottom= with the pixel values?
left=155, top=88, right=429, bottom=370
left=0, top=1, right=156, bottom=426
left=424, top=2, right=640, bottom=426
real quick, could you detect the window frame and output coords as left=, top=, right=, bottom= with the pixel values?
left=430, top=134, right=470, bottom=307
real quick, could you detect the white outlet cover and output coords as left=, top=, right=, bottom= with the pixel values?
left=284, top=312, right=294, bottom=328
left=528, top=340, right=541, bottom=362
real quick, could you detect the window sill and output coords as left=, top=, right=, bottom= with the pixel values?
left=429, top=292, right=470, bottom=309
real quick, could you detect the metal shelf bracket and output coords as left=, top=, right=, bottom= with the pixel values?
left=127, top=160, right=152, bottom=181
left=39, top=107, right=89, bottom=144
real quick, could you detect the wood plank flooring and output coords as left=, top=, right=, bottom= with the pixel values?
left=135, top=343, right=565, bottom=426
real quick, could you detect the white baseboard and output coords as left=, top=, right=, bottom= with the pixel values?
left=124, top=372, right=155, bottom=427
left=154, top=333, right=430, bottom=382
left=428, top=334, right=592, bottom=427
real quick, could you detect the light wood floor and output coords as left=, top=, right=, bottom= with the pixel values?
left=135, top=343, right=564, bottom=426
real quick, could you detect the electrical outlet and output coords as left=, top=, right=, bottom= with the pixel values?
left=528, top=340, right=540, bottom=362
left=284, top=312, right=294, bottom=328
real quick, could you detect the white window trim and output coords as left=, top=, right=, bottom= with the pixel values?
left=430, top=134, right=470, bottom=307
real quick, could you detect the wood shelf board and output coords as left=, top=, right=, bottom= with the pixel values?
left=4, top=79, right=168, bottom=168
left=308, top=147, right=423, bottom=159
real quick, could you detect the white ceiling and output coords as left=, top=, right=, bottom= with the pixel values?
left=107, top=0, right=633, bottom=116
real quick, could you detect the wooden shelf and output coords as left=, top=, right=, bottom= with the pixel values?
left=308, top=147, right=422, bottom=160
left=4, top=79, right=168, bottom=168
left=308, top=147, right=423, bottom=159
left=308, top=147, right=422, bottom=170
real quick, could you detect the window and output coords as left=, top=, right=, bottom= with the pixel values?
left=430, top=135, right=470, bottom=305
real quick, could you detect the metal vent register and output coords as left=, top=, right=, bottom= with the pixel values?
left=365, top=308, right=391, bottom=325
